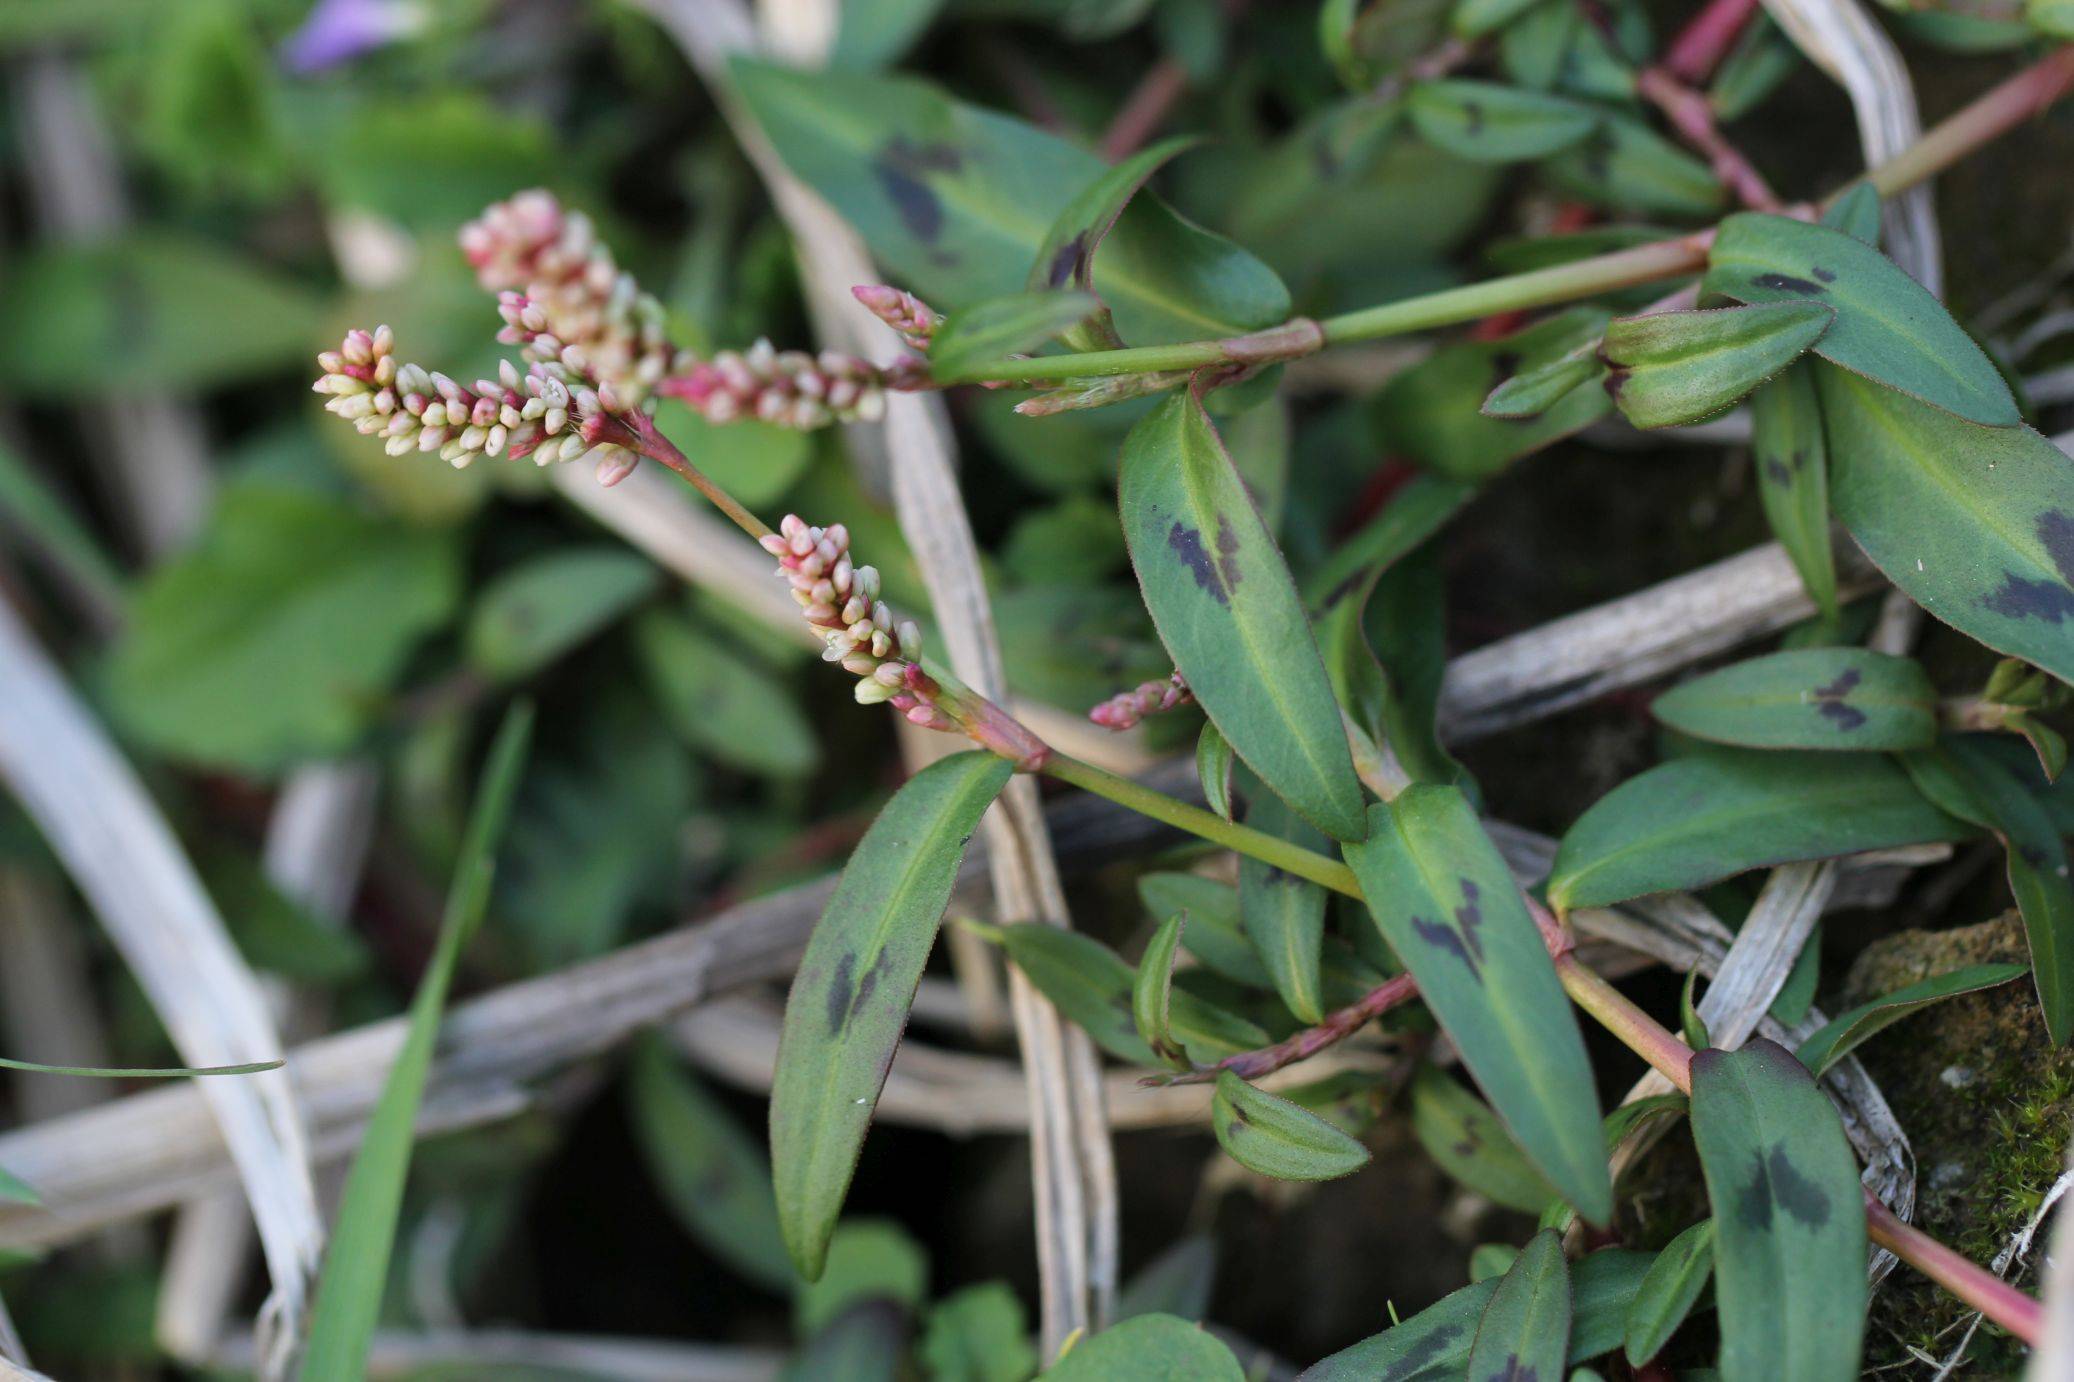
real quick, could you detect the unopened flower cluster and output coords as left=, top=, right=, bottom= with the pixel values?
left=313, top=325, right=617, bottom=472
left=1090, top=671, right=1193, bottom=730
left=762, top=515, right=953, bottom=732
left=662, top=341, right=893, bottom=430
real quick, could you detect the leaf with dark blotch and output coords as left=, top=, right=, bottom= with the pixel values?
left=1705, top=214, right=2017, bottom=424
left=1133, top=912, right=1189, bottom=1068
left=1297, top=1249, right=1656, bottom=1380
left=1038, top=1313, right=1244, bottom=1380
left=927, top=290, right=1101, bottom=376
left=1138, top=872, right=1271, bottom=987
left=1821, top=182, right=1881, bottom=244
left=770, top=752, right=1013, bottom=1279
left=1407, top=80, right=1598, bottom=162
left=1467, top=1229, right=1571, bottom=1382
left=1345, top=787, right=1612, bottom=1224
left=1689, top=1038, right=1867, bottom=1382
left=1120, top=391, right=1367, bottom=840
left=732, top=62, right=1288, bottom=347
left=1548, top=749, right=1971, bottom=912
left=1027, top=135, right=1198, bottom=352
left=1211, top=1070, right=1372, bottom=1182
left=1544, top=115, right=1725, bottom=218
left=1241, top=787, right=1331, bottom=1023
left=1196, top=721, right=1236, bottom=821
left=1649, top=648, right=1937, bottom=751
left=1409, top=1067, right=1558, bottom=1215
left=1482, top=343, right=1603, bottom=419
left=1600, top=302, right=1834, bottom=430
left=1623, top=1219, right=1715, bottom=1365
left=1373, top=307, right=1612, bottom=480
left=1898, top=739, right=2074, bottom=1042
left=1816, top=365, right=2074, bottom=686
left=1749, top=362, right=1837, bottom=621
left=1795, top=960, right=2029, bottom=1075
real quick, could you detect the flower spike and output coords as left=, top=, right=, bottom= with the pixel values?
left=1089, top=672, right=1193, bottom=730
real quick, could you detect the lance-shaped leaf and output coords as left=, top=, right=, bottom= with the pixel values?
left=1549, top=749, right=1971, bottom=912
left=732, top=62, right=1288, bottom=346
left=1453, top=0, right=1545, bottom=38
left=1482, top=341, right=1603, bottom=419
left=1704, top=213, right=2017, bottom=424
left=1689, top=1038, right=1868, bottom=1382
left=1298, top=1249, right=1656, bottom=1380
left=771, top=752, right=1012, bottom=1279
left=1212, top=1070, right=1372, bottom=1182
left=1138, top=873, right=1270, bottom=987
left=1240, top=787, right=1330, bottom=1023
left=1301, top=472, right=1476, bottom=609
left=1822, top=182, right=1881, bottom=244
left=1650, top=648, right=1937, bottom=751
left=1623, top=1218, right=1716, bottom=1365
left=928, top=290, right=1101, bottom=377
left=1899, top=740, right=2074, bottom=1042
left=1344, top=787, right=1613, bottom=1223
left=1028, top=135, right=1198, bottom=352
left=1410, top=1066, right=1558, bottom=1214
left=1796, top=961, right=2028, bottom=1076
left=1119, top=391, right=1366, bottom=840
left=1133, top=913, right=1189, bottom=1068
left=1196, top=721, right=1236, bottom=820
left=1749, top=362, right=1837, bottom=620
left=1468, top=1229, right=1571, bottom=1382
left=1039, top=1314, right=1245, bottom=1380
left=1407, top=80, right=1598, bottom=162
left=1600, top=302, right=1834, bottom=430
left=1545, top=115, right=1725, bottom=218
left=1817, top=365, right=2074, bottom=686
left=1373, top=307, right=1612, bottom=479
left=465, top=548, right=658, bottom=682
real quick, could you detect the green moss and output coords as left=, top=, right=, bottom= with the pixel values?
left=1840, top=912, right=2074, bottom=1375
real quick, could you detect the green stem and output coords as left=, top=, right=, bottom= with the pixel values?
left=1040, top=754, right=1362, bottom=897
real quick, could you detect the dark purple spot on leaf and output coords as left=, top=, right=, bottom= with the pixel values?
left=1461, top=101, right=1485, bottom=137
left=1737, top=1142, right=1832, bottom=1231
left=1752, top=273, right=1826, bottom=295
left=2020, top=843, right=2050, bottom=868
left=1216, top=516, right=1242, bottom=591
left=1984, top=574, right=2074, bottom=624
left=1048, top=231, right=1088, bottom=289
left=1454, top=880, right=1487, bottom=967
left=1491, top=1358, right=1539, bottom=1382
left=1168, top=521, right=1228, bottom=605
left=1381, top=1325, right=1462, bottom=1380
left=1763, top=456, right=1795, bottom=488
left=825, top=952, right=856, bottom=1033
left=1812, top=667, right=1866, bottom=732
left=872, top=137, right=961, bottom=246
left=1812, top=267, right=1836, bottom=283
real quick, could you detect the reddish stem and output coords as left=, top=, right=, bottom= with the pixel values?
left=1637, top=65, right=1783, bottom=211
left=1150, top=972, right=1421, bottom=1086
left=1866, top=1199, right=2043, bottom=1342
left=1662, top=0, right=1763, bottom=85
left=1101, top=58, right=1192, bottom=162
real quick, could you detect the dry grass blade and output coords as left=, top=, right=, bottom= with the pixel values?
left=0, top=596, right=325, bottom=1367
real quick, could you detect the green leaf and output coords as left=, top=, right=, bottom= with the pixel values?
left=771, top=752, right=1013, bottom=1279
left=1196, top=721, right=1236, bottom=821
left=1649, top=648, right=1937, bottom=751
left=1544, top=116, right=1725, bottom=218
left=626, top=1039, right=794, bottom=1293
left=0, top=236, right=325, bottom=396
left=634, top=612, right=819, bottom=778
left=929, top=290, right=1102, bottom=376
left=1119, top=391, right=1365, bottom=840
left=1137, top=873, right=1270, bottom=987
left=790, top=1302, right=906, bottom=1382
left=1300, top=1248, right=1656, bottom=1380
left=106, top=483, right=461, bottom=772
left=1601, top=302, right=1833, bottom=429
left=1028, top=135, right=1198, bottom=351
left=1623, top=1219, right=1715, bottom=1365
left=1482, top=343, right=1603, bottom=419
left=1372, top=308, right=1612, bottom=479
left=1468, top=1229, right=1571, bottom=1382
left=921, top=1282, right=1037, bottom=1382
left=1039, top=1314, right=1243, bottom=1380
left=301, top=704, right=533, bottom=1382
left=1898, top=740, right=2074, bottom=1042
left=795, top=1220, right=929, bottom=1335
left=830, top=0, right=943, bottom=68
left=731, top=62, right=1288, bottom=345
left=1240, top=789, right=1330, bottom=1023
left=1749, top=363, right=1837, bottom=620
left=1707, top=15, right=1798, bottom=122
left=1118, top=1236, right=1217, bottom=1322
left=464, top=548, right=657, bottom=682
left=1795, top=961, right=2028, bottom=1075
left=1821, top=183, right=1882, bottom=244
left=1344, top=787, right=1612, bottom=1223
left=0, top=437, right=127, bottom=617
left=1410, top=1066, right=1559, bottom=1214
left=1302, top=474, right=1478, bottom=609
left=1548, top=749, right=1970, bottom=912
left=1681, top=969, right=1712, bottom=1053
left=1705, top=213, right=2017, bottom=424
left=1134, top=912, right=1189, bottom=1067
left=1453, top=0, right=1545, bottom=38
left=1407, top=80, right=1597, bottom=162
left=1689, top=1038, right=1868, bottom=1382
left=1769, top=924, right=1821, bottom=1027
left=1815, top=365, right=2074, bottom=686
left=0, top=1054, right=282, bottom=1078
left=1211, top=1071, right=1372, bottom=1182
